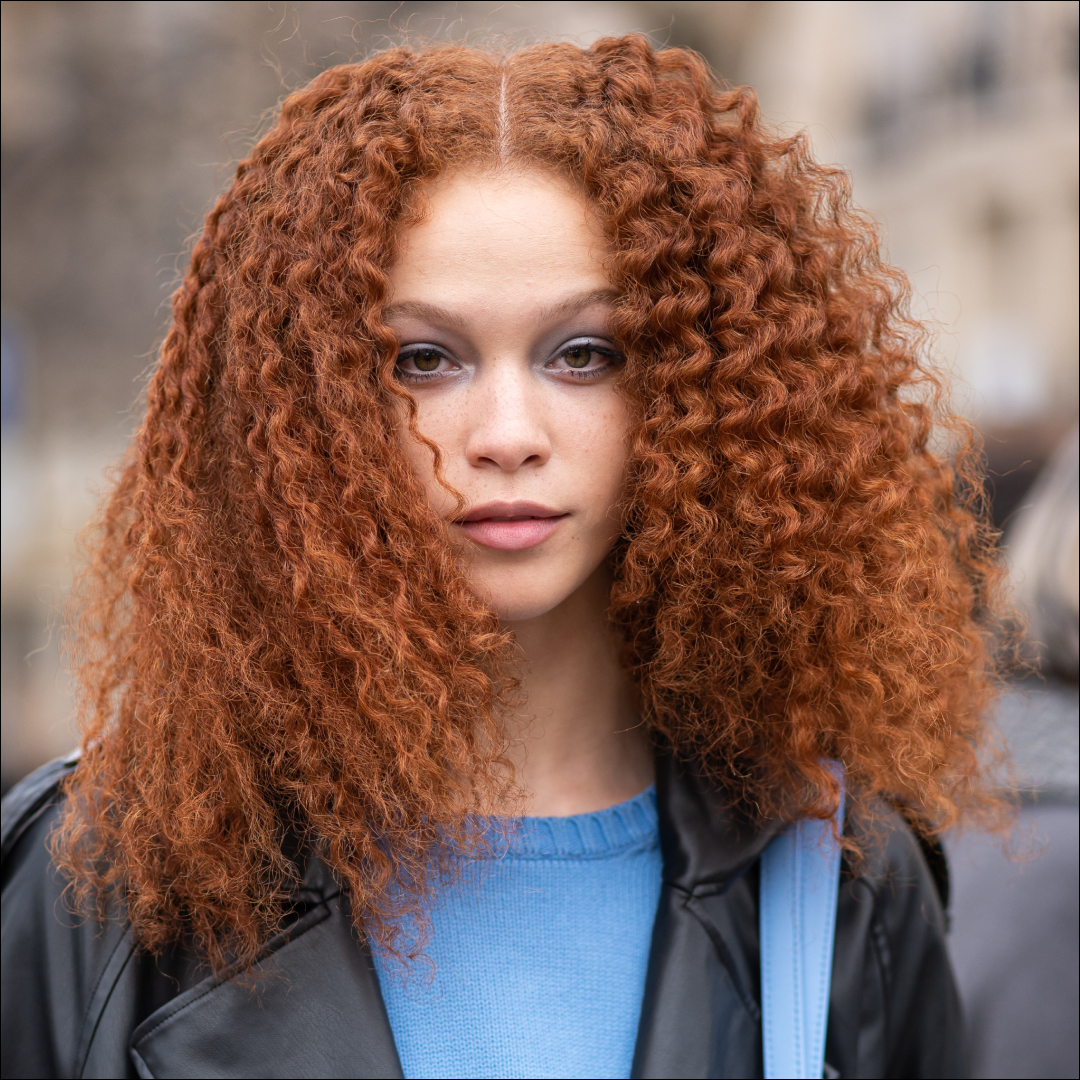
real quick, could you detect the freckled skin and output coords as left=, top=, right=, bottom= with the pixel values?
left=386, top=169, right=630, bottom=622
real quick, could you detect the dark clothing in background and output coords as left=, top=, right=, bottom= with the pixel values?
left=948, top=804, right=1079, bottom=1080
left=1, top=753, right=965, bottom=1079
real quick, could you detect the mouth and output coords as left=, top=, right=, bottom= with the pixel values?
left=454, top=501, right=568, bottom=551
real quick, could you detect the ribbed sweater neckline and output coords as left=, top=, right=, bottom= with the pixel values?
left=479, top=784, right=658, bottom=860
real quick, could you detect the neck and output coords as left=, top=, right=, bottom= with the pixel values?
left=500, top=564, right=654, bottom=816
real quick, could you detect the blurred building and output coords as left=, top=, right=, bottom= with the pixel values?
left=741, top=0, right=1079, bottom=522
left=2, top=0, right=1078, bottom=785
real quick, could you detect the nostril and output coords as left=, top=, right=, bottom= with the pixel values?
left=467, top=437, right=552, bottom=471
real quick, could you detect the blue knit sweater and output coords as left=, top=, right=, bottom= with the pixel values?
left=373, top=785, right=663, bottom=1080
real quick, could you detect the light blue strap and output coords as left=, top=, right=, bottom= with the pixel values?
left=760, top=764, right=845, bottom=1080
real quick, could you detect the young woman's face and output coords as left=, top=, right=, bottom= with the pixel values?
left=386, top=169, right=630, bottom=622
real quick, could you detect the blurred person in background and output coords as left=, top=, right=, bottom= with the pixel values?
left=0, top=35, right=1011, bottom=1080
left=1007, top=426, right=1079, bottom=685
left=946, top=425, right=1079, bottom=1080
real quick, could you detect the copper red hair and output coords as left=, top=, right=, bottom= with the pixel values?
left=53, top=36, right=1008, bottom=972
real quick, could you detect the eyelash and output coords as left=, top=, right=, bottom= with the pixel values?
left=393, top=340, right=624, bottom=383
left=551, top=341, right=624, bottom=380
left=395, top=346, right=452, bottom=382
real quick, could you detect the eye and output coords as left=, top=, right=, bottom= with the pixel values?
left=563, top=344, right=595, bottom=369
left=395, top=345, right=457, bottom=382
left=546, top=339, right=623, bottom=379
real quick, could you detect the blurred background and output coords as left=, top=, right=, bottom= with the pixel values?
left=1, top=3, right=1077, bottom=1077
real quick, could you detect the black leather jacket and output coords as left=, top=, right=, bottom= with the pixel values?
left=1, top=753, right=964, bottom=1079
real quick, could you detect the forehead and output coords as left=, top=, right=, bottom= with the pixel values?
left=387, top=168, right=612, bottom=315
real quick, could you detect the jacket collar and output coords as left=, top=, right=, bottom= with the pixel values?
left=632, top=754, right=780, bottom=1078
left=655, top=750, right=782, bottom=894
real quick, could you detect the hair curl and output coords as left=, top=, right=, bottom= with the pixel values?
left=54, top=36, right=1008, bottom=973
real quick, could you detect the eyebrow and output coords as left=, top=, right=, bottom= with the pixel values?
left=382, top=300, right=469, bottom=331
left=382, top=288, right=619, bottom=330
left=535, top=288, right=620, bottom=324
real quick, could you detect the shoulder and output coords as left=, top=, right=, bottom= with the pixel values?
left=1, top=751, right=83, bottom=925
left=1, top=750, right=81, bottom=867
left=829, top=803, right=964, bottom=1078
left=1, top=752, right=140, bottom=1080
left=844, top=802, right=950, bottom=933
left=836, top=802, right=952, bottom=972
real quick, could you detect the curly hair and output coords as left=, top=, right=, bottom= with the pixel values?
left=53, top=36, right=1008, bottom=973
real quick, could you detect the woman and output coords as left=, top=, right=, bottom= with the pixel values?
left=1, top=37, right=1004, bottom=1079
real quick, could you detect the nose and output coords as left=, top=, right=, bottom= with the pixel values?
left=464, top=365, right=551, bottom=472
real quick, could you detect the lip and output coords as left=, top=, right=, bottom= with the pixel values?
left=454, top=501, right=568, bottom=551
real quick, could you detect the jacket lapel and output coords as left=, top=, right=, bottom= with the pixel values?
left=632, top=754, right=781, bottom=1080
left=129, top=885, right=402, bottom=1080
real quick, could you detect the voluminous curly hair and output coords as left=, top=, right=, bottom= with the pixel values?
left=54, top=36, right=1006, bottom=972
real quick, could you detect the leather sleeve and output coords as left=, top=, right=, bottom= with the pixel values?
left=827, top=807, right=967, bottom=1080
left=1, top=758, right=139, bottom=1080
left=1, top=761, right=401, bottom=1080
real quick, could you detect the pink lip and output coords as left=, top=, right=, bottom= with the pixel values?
left=455, top=501, right=568, bottom=551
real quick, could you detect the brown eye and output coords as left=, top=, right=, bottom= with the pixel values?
left=548, top=340, right=623, bottom=379
left=413, top=349, right=441, bottom=372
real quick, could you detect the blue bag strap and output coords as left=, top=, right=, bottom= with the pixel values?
left=760, top=762, right=845, bottom=1080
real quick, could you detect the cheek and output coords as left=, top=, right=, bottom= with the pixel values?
left=566, top=394, right=632, bottom=516
left=396, top=401, right=458, bottom=508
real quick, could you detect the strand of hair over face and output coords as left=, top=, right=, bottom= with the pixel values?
left=52, top=35, right=1011, bottom=975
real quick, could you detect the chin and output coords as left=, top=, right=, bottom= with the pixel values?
left=477, top=573, right=582, bottom=624
left=488, top=593, right=567, bottom=623
left=471, top=555, right=613, bottom=625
